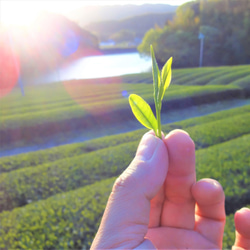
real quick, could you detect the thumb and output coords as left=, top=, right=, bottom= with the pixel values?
left=91, top=132, right=169, bottom=249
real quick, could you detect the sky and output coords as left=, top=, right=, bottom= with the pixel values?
left=0, top=0, right=191, bottom=27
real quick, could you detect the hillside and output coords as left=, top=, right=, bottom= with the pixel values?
left=84, top=12, right=175, bottom=42
left=65, top=4, right=178, bottom=26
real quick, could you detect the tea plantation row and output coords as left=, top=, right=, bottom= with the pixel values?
left=0, top=104, right=249, bottom=173
left=0, top=111, right=249, bottom=212
left=122, top=64, right=250, bottom=86
left=0, top=85, right=245, bottom=150
left=0, top=132, right=249, bottom=250
left=0, top=84, right=242, bottom=130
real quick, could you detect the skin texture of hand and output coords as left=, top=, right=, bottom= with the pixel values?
left=91, top=129, right=250, bottom=249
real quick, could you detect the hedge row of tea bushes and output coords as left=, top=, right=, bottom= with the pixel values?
left=231, top=75, right=250, bottom=97
left=0, top=112, right=249, bottom=212
left=187, top=66, right=250, bottom=86
left=174, top=67, right=230, bottom=86
left=174, top=103, right=250, bottom=128
left=1, top=85, right=245, bottom=150
left=0, top=177, right=116, bottom=249
left=122, top=64, right=250, bottom=87
left=0, top=132, right=249, bottom=250
left=0, top=141, right=138, bottom=212
left=121, top=65, right=249, bottom=85
left=185, top=112, right=250, bottom=149
left=207, top=67, right=250, bottom=85
left=196, top=134, right=250, bottom=213
left=0, top=82, right=152, bottom=118
left=0, top=104, right=249, bottom=173
left=0, top=84, right=243, bottom=131
left=15, top=65, right=248, bottom=112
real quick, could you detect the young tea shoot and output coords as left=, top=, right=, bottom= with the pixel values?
left=129, top=45, right=172, bottom=139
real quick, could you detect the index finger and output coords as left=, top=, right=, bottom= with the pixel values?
left=161, top=129, right=196, bottom=229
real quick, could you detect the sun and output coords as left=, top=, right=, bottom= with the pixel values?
left=1, top=0, right=41, bottom=27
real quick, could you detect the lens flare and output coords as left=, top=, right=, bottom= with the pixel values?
left=0, top=29, right=20, bottom=98
left=63, top=75, right=122, bottom=115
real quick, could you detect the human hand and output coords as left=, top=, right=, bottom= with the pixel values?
left=91, top=130, right=250, bottom=249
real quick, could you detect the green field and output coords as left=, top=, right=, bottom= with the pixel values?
left=0, top=64, right=249, bottom=248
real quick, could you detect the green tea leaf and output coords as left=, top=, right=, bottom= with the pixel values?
left=160, top=57, right=172, bottom=100
left=129, top=94, right=157, bottom=131
left=150, top=45, right=161, bottom=103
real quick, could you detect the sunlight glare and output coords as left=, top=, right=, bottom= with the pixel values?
left=1, top=0, right=83, bottom=27
left=1, top=1, right=40, bottom=27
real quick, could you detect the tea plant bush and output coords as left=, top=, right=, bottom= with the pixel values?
left=230, top=75, right=250, bottom=96
left=175, top=67, right=229, bottom=86
left=0, top=130, right=145, bottom=174
left=0, top=177, right=116, bottom=249
left=0, top=141, right=138, bottom=212
left=0, top=105, right=249, bottom=174
left=1, top=84, right=242, bottom=131
left=174, top=104, right=250, bottom=128
left=1, top=104, right=249, bottom=173
left=0, top=112, right=249, bottom=212
left=207, top=67, right=250, bottom=85
left=0, top=145, right=249, bottom=250
left=185, top=112, right=250, bottom=149
left=196, top=134, right=250, bottom=213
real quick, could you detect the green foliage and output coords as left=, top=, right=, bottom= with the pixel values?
left=0, top=177, right=116, bottom=249
left=196, top=134, right=250, bottom=208
left=185, top=113, right=250, bottom=149
left=138, top=0, right=250, bottom=67
left=0, top=141, right=138, bottom=212
left=173, top=104, right=250, bottom=128
left=0, top=110, right=249, bottom=212
left=207, top=67, right=250, bottom=85
left=137, top=28, right=163, bottom=57
left=129, top=46, right=172, bottom=138
left=1, top=104, right=249, bottom=174
left=230, top=75, right=250, bottom=96
left=129, top=94, right=157, bottom=131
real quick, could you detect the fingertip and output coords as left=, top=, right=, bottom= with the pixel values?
left=192, top=178, right=225, bottom=221
left=192, top=178, right=225, bottom=206
left=165, top=129, right=190, bottom=139
left=164, top=129, right=195, bottom=176
left=235, top=207, right=250, bottom=239
left=165, top=129, right=195, bottom=154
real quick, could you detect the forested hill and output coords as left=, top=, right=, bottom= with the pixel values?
left=84, top=12, right=175, bottom=42
left=138, top=0, right=250, bottom=68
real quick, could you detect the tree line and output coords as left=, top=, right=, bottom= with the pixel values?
left=138, top=0, right=250, bottom=68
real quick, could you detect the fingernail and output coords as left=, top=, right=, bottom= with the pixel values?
left=167, top=129, right=190, bottom=137
left=136, top=133, right=158, bottom=161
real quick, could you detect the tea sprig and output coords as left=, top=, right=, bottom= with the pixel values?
left=129, top=45, right=172, bottom=139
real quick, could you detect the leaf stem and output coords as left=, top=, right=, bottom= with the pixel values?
left=156, top=102, right=162, bottom=139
